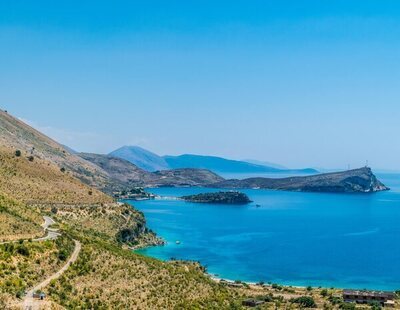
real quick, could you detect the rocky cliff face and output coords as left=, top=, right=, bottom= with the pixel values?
left=210, top=167, right=389, bottom=193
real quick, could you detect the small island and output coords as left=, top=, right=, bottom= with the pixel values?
left=181, top=191, right=252, bottom=204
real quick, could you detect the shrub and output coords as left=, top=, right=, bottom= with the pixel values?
left=320, top=288, right=329, bottom=297
left=291, top=296, right=317, bottom=308
left=28, top=156, right=34, bottom=162
left=16, top=245, right=30, bottom=256
left=58, top=250, right=68, bottom=261
left=339, top=302, right=356, bottom=310
left=60, top=167, right=66, bottom=173
left=368, top=301, right=382, bottom=310
left=15, top=150, right=21, bottom=157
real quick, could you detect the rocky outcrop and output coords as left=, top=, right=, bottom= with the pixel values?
left=209, top=167, right=389, bottom=193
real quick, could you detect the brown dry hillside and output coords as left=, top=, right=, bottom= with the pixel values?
left=0, top=147, right=112, bottom=204
left=0, top=110, right=116, bottom=192
left=0, top=194, right=43, bottom=242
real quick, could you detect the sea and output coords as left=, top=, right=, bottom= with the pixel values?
left=126, top=172, right=400, bottom=290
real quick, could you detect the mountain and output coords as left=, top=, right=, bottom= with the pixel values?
left=109, top=146, right=169, bottom=172
left=210, top=167, right=389, bottom=193
left=150, top=168, right=224, bottom=187
left=164, top=154, right=318, bottom=174
left=79, top=153, right=155, bottom=186
left=109, top=146, right=318, bottom=174
left=242, top=159, right=288, bottom=170
left=79, top=153, right=224, bottom=188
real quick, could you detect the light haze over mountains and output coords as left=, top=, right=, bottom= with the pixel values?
left=109, top=145, right=318, bottom=174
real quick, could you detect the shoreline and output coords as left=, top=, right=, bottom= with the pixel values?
left=124, top=196, right=399, bottom=293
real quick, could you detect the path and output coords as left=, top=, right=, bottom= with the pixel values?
left=0, top=216, right=60, bottom=245
left=22, top=239, right=81, bottom=310
left=32, top=216, right=61, bottom=242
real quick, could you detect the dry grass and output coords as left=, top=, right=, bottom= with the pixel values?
left=0, top=236, right=74, bottom=306
left=0, top=110, right=113, bottom=192
left=38, top=202, right=161, bottom=248
left=46, top=239, right=242, bottom=309
left=0, top=195, right=42, bottom=242
left=0, top=148, right=112, bottom=204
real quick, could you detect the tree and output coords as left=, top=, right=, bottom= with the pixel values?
left=60, top=167, right=66, bottom=173
left=291, top=296, right=317, bottom=308
left=15, top=150, right=21, bottom=157
left=28, top=156, right=34, bottom=162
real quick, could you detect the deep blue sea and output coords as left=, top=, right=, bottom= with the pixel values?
left=128, top=172, right=400, bottom=290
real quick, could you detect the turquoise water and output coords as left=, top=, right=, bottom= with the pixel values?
left=128, top=173, right=400, bottom=290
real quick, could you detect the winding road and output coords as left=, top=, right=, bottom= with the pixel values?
left=1, top=216, right=83, bottom=310
left=22, top=239, right=81, bottom=310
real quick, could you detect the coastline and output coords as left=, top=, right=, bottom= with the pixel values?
left=124, top=181, right=400, bottom=293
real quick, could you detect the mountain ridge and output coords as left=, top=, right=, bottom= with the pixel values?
left=109, top=145, right=318, bottom=174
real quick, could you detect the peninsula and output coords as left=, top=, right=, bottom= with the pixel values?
left=210, top=167, right=389, bottom=193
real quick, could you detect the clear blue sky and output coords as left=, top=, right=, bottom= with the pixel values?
left=1, top=1, right=400, bottom=170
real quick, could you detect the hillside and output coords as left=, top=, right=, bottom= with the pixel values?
left=0, top=110, right=114, bottom=192
left=0, top=194, right=43, bottom=242
left=80, top=153, right=225, bottom=188
left=211, top=167, right=389, bottom=193
left=79, top=152, right=155, bottom=187
left=0, top=147, right=112, bottom=204
left=109, top=145, right=169, bottom=171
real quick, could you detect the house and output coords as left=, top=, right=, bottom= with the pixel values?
left=242, top=299, right=265, bottom=307
left=343, top=289, right=395, bottom=306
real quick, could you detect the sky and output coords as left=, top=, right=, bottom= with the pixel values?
left=1, top=1, right=400, bottom=170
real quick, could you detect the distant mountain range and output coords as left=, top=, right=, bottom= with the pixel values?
left=109, top=146, right=170, bottom=172
left=108, top=145, right=318, bottom=174
left=0, top=112, right=387, bottom=194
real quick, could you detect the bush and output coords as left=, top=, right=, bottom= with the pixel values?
left=339, top=302, right=356, bottom=310
left=15, top=150, right=21, bottom=157
left=320, top=288, right=329, bottom=297
left=368, top=301, right=382, bottom=310
left=291, top=296, right=317, bottom=308
left=28, top=156, right=34, bottom=162
left=16, top=245, right=30, bottom=256
left=60, top=167, right=66, bottom=173
left=58, top=249, right=68, bottom=261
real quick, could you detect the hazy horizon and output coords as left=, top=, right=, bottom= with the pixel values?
left=2, top=1, right=400, bottom=170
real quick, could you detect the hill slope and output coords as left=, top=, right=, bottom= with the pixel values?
left=0, top=194, right=43, bottom=242
left=0, top=110, right=114, bottom=192
left=0, top=147, right=112, bottom=204
left=211, top=167, right=388, bottom=193
left=109, top=146, right=169, bottom=172
left=79, top=153, right=224, bottom=188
